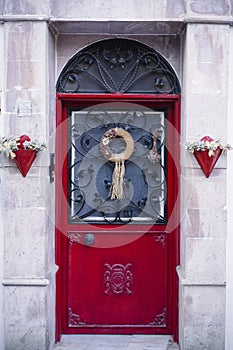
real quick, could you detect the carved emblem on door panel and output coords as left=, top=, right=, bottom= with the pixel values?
left=104, top=263, right=133, bottom=295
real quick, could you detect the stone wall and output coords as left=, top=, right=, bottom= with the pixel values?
left=179, top=23, right=230, bottom=350
left=0, top=20, right=56, bottom=350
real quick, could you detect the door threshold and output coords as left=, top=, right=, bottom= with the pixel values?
left=54, top=334, right=179, bottom=349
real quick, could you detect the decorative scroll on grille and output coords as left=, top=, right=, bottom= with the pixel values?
left=56, top=38, right=181, bottom=94
left=68, top=107, right=167, bottom=224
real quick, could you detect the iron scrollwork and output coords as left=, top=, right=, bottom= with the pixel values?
left=56, top=38, right=181, bottom=94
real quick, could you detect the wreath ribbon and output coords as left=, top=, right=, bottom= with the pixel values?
left=100, top=127, right=134, bottom=200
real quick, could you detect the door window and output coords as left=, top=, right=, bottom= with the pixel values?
left=68, top=106, right=167, bottom=224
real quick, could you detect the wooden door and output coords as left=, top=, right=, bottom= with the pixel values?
left=56, top=94, right=180, bottom=339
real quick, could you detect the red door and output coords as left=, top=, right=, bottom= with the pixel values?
left=56, top=94, right=180, bottom=339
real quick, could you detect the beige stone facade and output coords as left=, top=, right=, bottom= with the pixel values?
left=0, top=1, right=233, bottom=349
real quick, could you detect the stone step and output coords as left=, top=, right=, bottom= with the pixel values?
left=53, top=334, right=180, bottom=350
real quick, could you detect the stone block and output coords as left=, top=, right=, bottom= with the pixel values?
left=182, top=107, right=228, bottom=150
left=183, top=24, right=229, bottom=67
left=181, top=285, right=225, bottom=350
left=45, top=218, right=55, bottom=272
left=3, top=0, right=49, bottom=16
left=4, top=286, right=47, bottom=350
left=187, top=0, right=230, bottom=16
left=47, top=29, right=56, bottom=96
left=45, top=274, right=56, bottom=350
left=3, top=177, right=39, bottom=207
left=190, top=25, right=229, bottom=64
left=5, top=24, right=46, bottom=62
left=182, top=24, right=229, bottom=142
left=187, top=177, right=226, bottom=209
left=186, top=61, right=227, bottom=95
left=185, top=208, right=227, bottom=238
left=50, top=0, right=167, bottom=20
left=180, top=225, right=187, bottom=271
left=4, top=207, right=46, bottom=278
left=180, top=173, right=227, bottom=217
left=2, top=169, right=47, bottom=208
left=166, top=0, right=186, bottom=17
left=5, top=89, right=46, bottom=115
left=184, top=92, right=228, bottom=139
left=3, top=113, right=48, bottom=142
left=178, top=281, right=185, bottom=350
left=6, top=60, right=45, bottom=91
left=185, top=238, right=226, bottom=281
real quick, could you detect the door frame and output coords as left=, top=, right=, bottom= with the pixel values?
left=55, top=93, right=180, bottom=342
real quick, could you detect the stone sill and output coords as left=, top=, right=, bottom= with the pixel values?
left=176, top=266, right=226, bottom=286
left=3, top=278, right=50, bottom=286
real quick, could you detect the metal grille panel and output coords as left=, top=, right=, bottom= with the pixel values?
left=57, top=38, right=181, bottom=94
left=68, top=106, right=167, bottom=224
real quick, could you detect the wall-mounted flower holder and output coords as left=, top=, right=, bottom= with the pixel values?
left=0, top=134, right=46, bottom=177
left=186, top=136, right=231, bottom=178
left=14, top=149, right=37, bottom=177
left=193, top=147, right=222, bottom=178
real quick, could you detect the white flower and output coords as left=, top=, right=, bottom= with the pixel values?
left=0, top=136, right=46, bottom=159
left=185, top=138, right=231, bottom=157
left=0, top=136, right=19, bottom=159
left=22, top=140, right=46, bottom=152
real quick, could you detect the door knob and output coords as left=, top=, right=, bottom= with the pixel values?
left=84, top=233, right=95, bottom=246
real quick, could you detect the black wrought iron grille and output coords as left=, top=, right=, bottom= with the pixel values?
left=68, top=106, right=167, bottom=224
left=56, top=38, right=181, bottom=94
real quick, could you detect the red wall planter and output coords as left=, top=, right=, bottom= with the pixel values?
left=14, top=149, right=37, bottom=177
left=193, top=148, right=222, bottom=178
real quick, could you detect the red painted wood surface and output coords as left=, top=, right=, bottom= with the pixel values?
left=55, top=94, right=180, bottom=341
left=65, top=233, right=168, bottom=331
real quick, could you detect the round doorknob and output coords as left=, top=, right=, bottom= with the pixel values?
left=84, top=233, right=95, bottom=246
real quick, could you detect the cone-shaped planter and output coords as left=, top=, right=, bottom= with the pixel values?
left=194, top=148, right=222, bottom=178
left=14, top=149, right=37, bottom=177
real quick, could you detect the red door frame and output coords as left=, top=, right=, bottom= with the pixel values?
left=55, top=93, right=180, bottom=342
